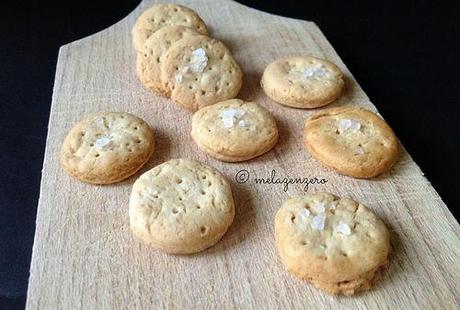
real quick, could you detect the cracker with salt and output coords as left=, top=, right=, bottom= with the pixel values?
left=60, top=112, right=155, bottom=184
left=261, top=56, right=344, bottom=108
left=161, top=35, right=243, bottom=111
left=191, top=99, right=278, bottom=162
left=275, top=192, right=390, bottom=295
left=129, top=158, right=235, bottom=254
left=304, top=107, right=399, bottom=178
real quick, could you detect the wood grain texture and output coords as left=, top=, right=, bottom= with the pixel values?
left=27, top=0, right=460, bottom=309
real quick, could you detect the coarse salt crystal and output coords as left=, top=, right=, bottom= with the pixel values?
left=222, top=117, right=234, bottom=128
left=221, top=109, right=237, bottom=118
left=311, top=214, right=326, bottom=231
left=336, top=222, right=351, bottom=235
left=192, top=48, right=206, bottom=57
left=221, top=109, right=236, bottom=128
left=220, top=108, right=246, bottom=129
left=190, top=48, right=208, bottom=73
left=301, top=64, right=331, bottom=79
left=349, top=120, right=361, bottom=130
left=234, top=109, right=245, bottom=118
left=313, top=202, right=326, bottom=214
left=293, top=209, right=311, bottom=232
left=174, top=66, right=191, bottom=84
left=95, top=135, right=113, bottom=150
left=175, top=73, right=183, bottom=83
left=182, top=66, right=191, bottom=74
left=238, top=119, right=248, bottom=127
left=329, top=201, right=338, bottom=210
left=96, top=117, right=105, bottom=127
left=301, top=68, right=315, bottom=78
left=339, top=118, right=351, bottom=130
left=299, top=208, right=310, bottom=219
left=355, top=145, right=365, bottom=155
left=339, top=118, right=361, bottom=132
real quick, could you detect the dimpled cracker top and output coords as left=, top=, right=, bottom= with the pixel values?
left=191, top=99, right=278, bottom=162
left=275, top=192, right=390, bottom=295
left=60, top=112, right=155, bottom=184
left=261, top=56, right=344, bottom=108
left=304, top=107, right=399, bottom=178
left=129, top=158, right=235, bottom=254
left=132, top=3, right=208, bottom=51
left=161, top=35, right=243, bottom=111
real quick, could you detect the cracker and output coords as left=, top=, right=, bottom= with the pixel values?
left=132, top=3, right=208, bottom=51
left=261, top=56, right=344, bottom=108
left=60, top=112, right=155, bottom=184
left=161, top=35, right=243, bottom=111
left=191, top=99, right=278, bottom=162
left=275, top=192, right=390, bottom=295
left=129, top=158, right=235, bottom=254
left=304, top=107, right=400, bottom=178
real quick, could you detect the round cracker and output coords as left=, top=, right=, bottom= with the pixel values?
left=261, top=56, right=344, bottom=108
left=60, top=112, right=155, bottom=184
left=304, top=107, right=400, bottom=178
left=129, top=158, right=235, bottom=254
left=161, top=35, right=243, bottom=111
left=191, top=99, right=278, bottom=162
left=275, top=192, right=390, bottom=295
left=132, top=3, right=208, bottom=51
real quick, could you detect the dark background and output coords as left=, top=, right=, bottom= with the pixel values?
left=1, top=0, right=458, bottom=308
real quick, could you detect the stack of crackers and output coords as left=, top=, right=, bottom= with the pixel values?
left=134, top=4, right=242, bottom=111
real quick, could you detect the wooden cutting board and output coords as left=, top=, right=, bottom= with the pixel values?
left=26, top=0, right=460, bottom=309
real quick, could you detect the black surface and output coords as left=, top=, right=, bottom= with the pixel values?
left=0, top=0, right=458, bottom=308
